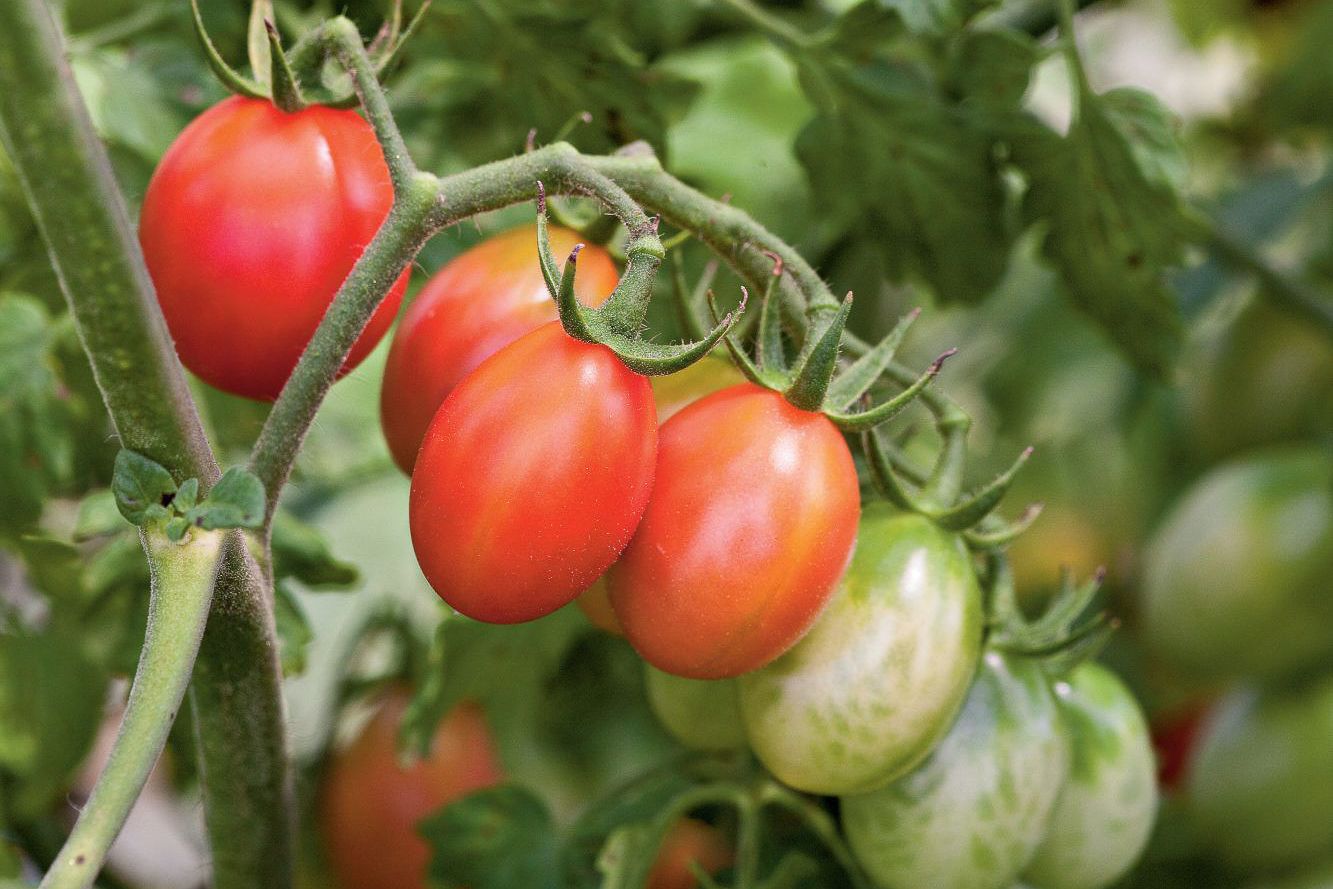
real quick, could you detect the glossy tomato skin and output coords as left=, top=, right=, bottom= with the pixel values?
left=576, top=355, right=746, bottom=634
left=380, top=226, right=619, bottom=473
left=139, top=96, right=408, bottom=400
left=320, top=689, right=503, bottom=889
left=1142, top=448, right=1333, bottom=681
left=410, top=321, right=656, bottom=623
left=841, top=651, right=1069, bottom=889
left=1185, top=674, right=1333, bottom=871
left=608, top=383, right=860, bottom=679
left=645, top=664, right=747, bottom=751
left=1023, top=663, right=1158, bottom=889
left=740, top=506, right=982, bottom=795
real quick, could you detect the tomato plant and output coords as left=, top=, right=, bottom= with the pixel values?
left=380, top=225, right=619, bottom=473
left=607, top=383, right=860, bottom=679
left=138, top=96, right=409, bottom=400
left=320, top=689, right=504, bottom=889
left=739, top=505, right=983, bottom=795
left=409, top=321, right=657, bottom=623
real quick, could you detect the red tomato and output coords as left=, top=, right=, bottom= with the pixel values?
left=647, top=819, right=735, bottom=889
left=1152, top=703, right=1210, bottom=793
left=139, top=96, right=408, bottom=400
left=410, top=321, right=656, bottom=623
left=320, top=689, right=503, bottom=889
left=380, top=226, right=619, bottom=473
left=608, top=383, right=860, bottom=679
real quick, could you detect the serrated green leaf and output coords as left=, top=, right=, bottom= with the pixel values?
left=1099, top=87, right=1187, bottom=191
left=188, top=466, right=264, bottom=531
left=274, top=582, right=312, bottom=677
left=270, top=511, right=358, bottom=589
left=1006, top=90, right=1187, bottom=376
left=946, top=27, right=1039, bottom=110
left=421, top=786, right=559, bottom=889
left=111, top=449, right=176, bottom=526
left=74, top=488, right=128, bottom=540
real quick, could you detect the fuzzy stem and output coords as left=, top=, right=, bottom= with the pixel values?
left=40, top=530, right=223, bottom=889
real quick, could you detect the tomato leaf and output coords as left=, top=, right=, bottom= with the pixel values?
left=74, top=489, right=129, bottom=540
left=111, top=448, right=176, bottom=526
left=187, top=465, right=265, bottom=531
left=944, top=27, right=1040, bottom=110
left=270, top=510, right=359, bottom=589
left=880, top=0, right=1003, bottom=36
left=420, top=785, right=560, bottom=889
left=1005, top=87, right=1188, bottom=376
left=273, top=581, right=312, bottom=677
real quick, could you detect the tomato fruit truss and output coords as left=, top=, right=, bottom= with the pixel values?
left=139, top=96, right=408, bottom=400
left=320, top=689, right=503, bottom=889
left=380, top=225, right=619, bottom=474
left=740, top=507, right=982, bottom=795
left=409, top=321, right=656, bottom=623
left=608, top=382, right=860, bottom=679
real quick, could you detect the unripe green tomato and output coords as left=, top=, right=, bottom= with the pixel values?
left=1186, top=674, right=1333, bottom=871
left=841, top=651, right=1068, bottom=889
left=645, top=664, right=746, bottom=751
left=1141, top=448, right=1333, bottom=681
left=739, top=507, right=982, bottom=795
left=1023, top=662, right=1158, bottom=889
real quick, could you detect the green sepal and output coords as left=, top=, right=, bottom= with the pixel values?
left=964, top=503, right=1044, bottom=549
left=783, top=292, right=853, bottom=411
left=824, top=307, right=919, bottom=411
left=536, top=195, right=742, bottom=376
left=931, top=446, right=1034, bottom=532
left=755, top=258, right=788, bottom=376
left=988, top=555, right=1114, bottom=671
left=286, top=0, right=433, bottom=109
left=863, top=428, right=928, bottom=513
left=111, top=449, right=177, bottom=526
left=707, top=288, right=780, bottom=391
left=668, top=250, right=712, bottom=343
left=247, top=0, right=275, bottom=88
left=190, top=0, right=268, bottom=100
left=264, top=20, right=306, bottom=113
left=824, top=349, right=952, bottom=432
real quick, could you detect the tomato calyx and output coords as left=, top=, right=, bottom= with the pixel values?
left=535, top=185, right=743, bottom=376
left=984, top=554, right=1116, bottom=676
left=189, top=0, right=429, bottom=112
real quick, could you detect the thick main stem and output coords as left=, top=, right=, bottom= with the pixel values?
left=41, top=530, right=223, bottom=889
left=0, top=4, right=292, bottom=886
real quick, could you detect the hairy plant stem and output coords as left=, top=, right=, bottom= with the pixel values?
left=0, top=3, right=291, bottom=887
left=40, top=530, right=222, bottom=889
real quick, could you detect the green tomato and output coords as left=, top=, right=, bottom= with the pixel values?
left=645, top=664, right=746, bottom=751
left=841, top=651, right=1068, bottom=889
left=1023, top=662, right=1158, bottom=889
left=739, top=508, right=982, bottom=795
left=1186, top=674, right=1333, bottom=871
left=1142, top=448, right=1333, bottom=681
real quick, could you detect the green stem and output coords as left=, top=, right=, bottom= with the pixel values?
left=322, top=17, right=416, bottom=190
left=40, top=529, right=223, bottom=889
left=715, top=0, right=813, bottom=52
left=0, top=4, right=292, bottom=886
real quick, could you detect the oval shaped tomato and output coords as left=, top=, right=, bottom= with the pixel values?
left=1023, top=662, right=1158, bottom=889
left=607, top=383, right=860, bottom=679
left=139, top=96, right=408, bottom=400
left=380, top=226, right=619, bottom=473
left=739, top=506, right=982, bottom=795
left=1186, top=674, right=1333, bottom=871
left=645, top=664, right=747, bottom=751
left=841, top=651, right=1068, bottom=889
left=576, top=355, right=746, bottom=634
left=320, top=689, right=503, bottom=889
left=410, top=321, right=656, bottom=623
left=1142, top=448, right=1333, bottom=681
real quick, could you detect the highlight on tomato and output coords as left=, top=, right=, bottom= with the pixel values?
left=409, top=320, right=657, bottom=624
left=139, top=96, right=409, bottom=400
left=379, top=225, right=619, bottom=474
left=319, top=688, right=503, bottom=889
left=607, top=382, right=860, bottom=679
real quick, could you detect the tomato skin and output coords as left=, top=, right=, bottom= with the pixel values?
left=1023, top=663, right=1158, bottom=889
left=841, top=651, right=1068, bottom=889
left=320, top=690, right=503, bottom=889
left=608, top=383, right=860, bottom=679
left=1185, top=674, right=1333, bottom=871
left=645, top=664, right=747, bottom=751
left=380, top=226, right=619, bottom=473
left=576, top=355, right=746, bottom=635
left=410, top=321, right=656, bottom=623
left=139, top=96, right=408, bottom=400
left=647, top=819, right=734, bottom=889
left=740, top=506, right=982, bottom=795
left=1151, top=703, right=1210, bottom=793
left=1142, top=448, right=1333, bottom=681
